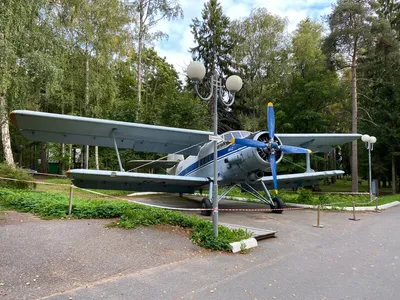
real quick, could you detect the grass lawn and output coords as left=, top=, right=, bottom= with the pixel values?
left=218, top=180, right=399, bottom=208
left=35, top=176, right=130, bottom=200
left=317, top=178, right=393, bottom=194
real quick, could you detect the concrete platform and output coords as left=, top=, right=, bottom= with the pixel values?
left=221, top=222, right=277, bottom=240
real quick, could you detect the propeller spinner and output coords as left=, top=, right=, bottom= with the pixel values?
left=230, top=102, right=312, bottom=194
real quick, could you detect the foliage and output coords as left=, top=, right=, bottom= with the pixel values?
left=189, top=0, right=240, bottom=132
left=295, top=188, right=314, bottom=204
left=0, top=188, right=252, bottom=251
left=230, top=8, right=289, bottom=132
left=0, top=164, right=36, bottom=190
left=2, top=0, right=400, bottom=194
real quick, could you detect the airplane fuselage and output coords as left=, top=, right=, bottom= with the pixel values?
left=175, top=130, right=282, bottom=186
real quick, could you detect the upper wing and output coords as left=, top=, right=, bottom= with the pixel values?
left=10, top=110, right=212, bottom=156
left=276, top=134, right=361, bottom=153
left=67, top=169, right=210, bottom=193
left=247, top=170, right=345, bottom=190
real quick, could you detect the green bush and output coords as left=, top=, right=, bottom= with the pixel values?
left=296, top=188, right=313, bottom=204
left=0, top=164, right=36, bottom=190
left=190, top=221, right=250, bottom=251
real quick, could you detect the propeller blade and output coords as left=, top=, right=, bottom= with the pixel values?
left=270, top=152, right=278, bottom=194
left=280, top=145, right=312, bottom=154
left=230, top=138, right=266, bottom=148
left=267, top=102, right=275, bottom=140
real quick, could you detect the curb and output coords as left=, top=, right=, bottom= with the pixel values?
left=286, top=201, right=400, bottom=211
left=230, top=238, right=258, bottom=253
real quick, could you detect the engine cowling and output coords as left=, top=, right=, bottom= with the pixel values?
left=247, top=131, right=284, bottom=165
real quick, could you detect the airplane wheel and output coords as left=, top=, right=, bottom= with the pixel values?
left=201, top=197, right=212, bottom=216
left=270, top=197, right=285, bottom=214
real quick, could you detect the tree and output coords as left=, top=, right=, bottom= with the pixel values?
left=58, top=0, right=130, bottom=169
left=325, top=0, right=376, bottom=192
left=125, top=0, right=183, bottom=121
left=190, top=0, right=239, bottom=133
left=357, top=1, right=400, bottom=193
left=281, top=19, right=347, bottom=134
left=140, top=48, right=209, bottom=130
left=230, top=8, right=289, bottom=131
left=0, top=0, right=55, bottom=167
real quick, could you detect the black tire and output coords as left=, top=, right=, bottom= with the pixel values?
left=201, top=197, right=212, bottom=216
left=269, top=196, right=285, bottom=214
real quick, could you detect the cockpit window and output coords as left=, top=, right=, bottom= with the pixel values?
left=222, top=133, right=233, bottom=141
left=231, top=132, right=242, bottom=138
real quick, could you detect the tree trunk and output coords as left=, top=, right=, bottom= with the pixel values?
left=331, top=148, right=337, bottom=184
left=40, top=142, right=48, bottom=173
left=0, top=93, right=15, bottom=167
left=61, top=106, right=65, bottom=172
left=95, top=146, right=99, bottom=170
left=392, top=153, right=396, bottom=195
left=351, top=39, right=358, bottom=192
left=69, top=144, right=72, bottom=170
left=137, top=0, right=144, bottom=121
left=84, top=41, right=90, bottom=169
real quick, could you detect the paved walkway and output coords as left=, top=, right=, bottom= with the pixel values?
left=1, top=195, right=399, bottom=299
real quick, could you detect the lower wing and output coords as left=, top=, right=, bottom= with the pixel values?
left=67, top=170, right=209, bottom=193
left=248, top=170, right=344, bottom=190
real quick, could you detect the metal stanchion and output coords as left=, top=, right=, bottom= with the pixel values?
left=313, top=205, right=324, bottom=228
left=68, top=185, right=74, bottom=215
left=348, top=201, right=360, bottom=221
left=374, top=196, right=381, bottom=213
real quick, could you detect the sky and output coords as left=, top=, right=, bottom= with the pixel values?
left=152, top=0, right=336, bottom=80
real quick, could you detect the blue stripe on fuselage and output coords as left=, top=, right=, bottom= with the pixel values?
left=178, top=144, right=246, bottom=176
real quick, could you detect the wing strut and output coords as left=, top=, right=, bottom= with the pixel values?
left=111, top=129, right=124, bottom=172
left=260, top=181, right=274, bottom=206
left=306, top=152, right=312, bottom=172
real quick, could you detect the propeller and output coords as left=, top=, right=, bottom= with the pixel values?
left=230, top=102, right=312, bottom=194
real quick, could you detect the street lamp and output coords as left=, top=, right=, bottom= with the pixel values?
left=187, top=61, right=243, bottom=236
left=361, top=134, right=378, bottom=210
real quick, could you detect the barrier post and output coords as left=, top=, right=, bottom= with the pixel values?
left=313, top=205, right=324, bottom=228
left=68, top=184, right=74, bottom=215
left=348, top=201, right=360, bottom=221
left=374, top=196, right=381, bottom=213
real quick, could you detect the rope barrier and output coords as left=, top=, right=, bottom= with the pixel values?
left=0, top=176, right=381, bottom=212
left=0, top=176, right=70, bottom=187
left=34, top=172, right=67, bottom=178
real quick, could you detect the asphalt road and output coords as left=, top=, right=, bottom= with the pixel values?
left=1, top=195, right=399, bottom=300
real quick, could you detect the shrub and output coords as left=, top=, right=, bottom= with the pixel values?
left=0, top=164, right=36, bottom=190
left=296, top=188, right=313, bottom=204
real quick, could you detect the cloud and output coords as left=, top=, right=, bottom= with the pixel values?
left=153, top=0, right=335, bottom=80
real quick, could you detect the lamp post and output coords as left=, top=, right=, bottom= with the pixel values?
left=361, top=134, right=377, bottom=210
left=187, top=61, right=243, bottom=236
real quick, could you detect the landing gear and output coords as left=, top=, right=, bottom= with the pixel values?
left=270, top=197, right=285, bottom=214
left=201, top=197, right=212, bottom=216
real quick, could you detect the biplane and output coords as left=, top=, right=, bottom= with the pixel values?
left=10, top=103, right=360, bottom=215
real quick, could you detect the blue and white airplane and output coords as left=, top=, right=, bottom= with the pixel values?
left=11, top=103, right=360, bottom=215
